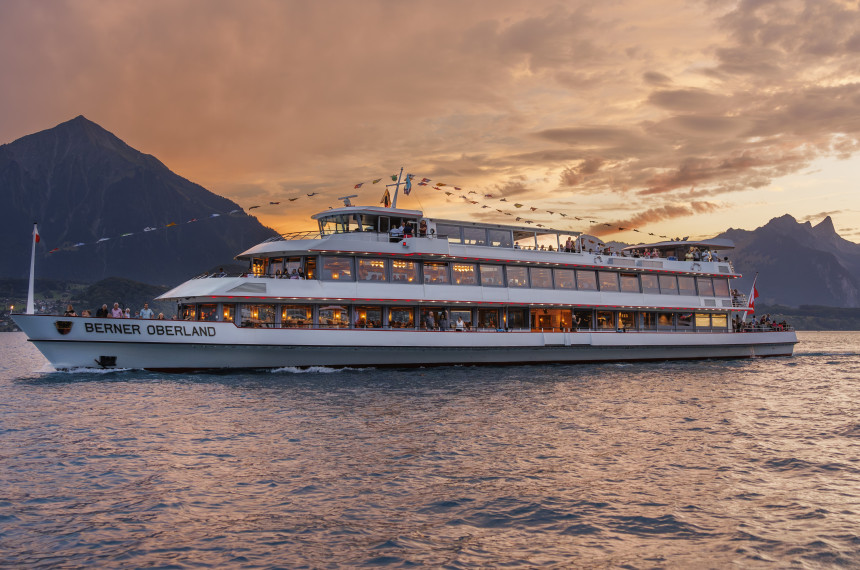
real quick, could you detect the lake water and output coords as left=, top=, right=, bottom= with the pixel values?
left=1, top=331, right=859, bottom=567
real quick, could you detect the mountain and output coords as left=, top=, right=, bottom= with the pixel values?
left=0, top=116, right=277, bottom=286
left=716, top=214, right=860, bottom=307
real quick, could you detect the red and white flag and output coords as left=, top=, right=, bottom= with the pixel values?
left=34, top=225, right=40, bottom=243
left=745, top=275, right=759, bottom=315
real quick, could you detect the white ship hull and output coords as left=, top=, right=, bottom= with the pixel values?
left=13, top=315, right=798, bottom=371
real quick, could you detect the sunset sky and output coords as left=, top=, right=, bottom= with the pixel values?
left=2, top=0, right=860, bottom=241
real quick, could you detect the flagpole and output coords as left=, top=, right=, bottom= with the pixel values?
left=389, top=167, right=404, bottom=209
left=742, top=272, right=758, bottom=323
left=26, top=223, right=38, bottom=314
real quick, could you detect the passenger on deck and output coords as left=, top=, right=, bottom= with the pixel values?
left=439, top=310, right=449, bottom=331
left=110, top=303, right=123, bottom=318
left=123, top=308, right=131, bottom=318
left=96, top=304, right=109, bottom=318
left=419, top=219, right=427, bottom=236
left=139, top=303, right=154, bottom=319
left=564, top=237, right=574, bottom=252
left=455, top=317, right=465, bottom=331
left=63, top=304, right=77, bottom=317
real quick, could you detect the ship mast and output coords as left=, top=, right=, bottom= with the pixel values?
left=387, top=167, right=405, bottom=208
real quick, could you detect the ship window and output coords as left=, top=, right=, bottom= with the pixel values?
left=657, top=313, right=674, bottom=330
left=389, top=307, right=415, bottom=328
left=596, top=311, right=615, bottom=330
left=620, top=273, right=640, bottom=293
left=449, top=309, right=472, bottom=329
left=712, top=313, right=728, bottom=330
left=269, top=258, right=284, bottom=276
left=321, top=256, right=355, bottom=281
left=659, top=275, right=678, bottom=294
left=574, top=309, right=593, bottom=330
left=477, top=308, right=499, bottom=329
left=452, top=263, right=478, bottom=285
left=641, top=312, right=657, bottom=330
left=282, top=305, right=312, bottom=328
left=251, top=258, right=266, bottom=276
left=507, top=308, right=529, bottom=329
left=554, top=269, right=575, bottom=289
left=479, top=264, right=504, bottom=287
left=391, top=259, right=419, bottom=283
left=357, top=258, right=388, bottom=281
left=198, top=304, right=218, bottom=322
left=695, top=313, right=711, bottom=329
left=462, top=227, right=487, bottom=246
left=180, top=304, right=196, bottom=320
left=696, top=277, right=714, bottom=296
left=319, top=305, right=349, bottom=328
left=378, top=216, right=391, bottom=233
left=677, top=312, right=693, bottom=328
left=641, top=274, right=660, bottom=294
left=529, top=267, right=553, bottom=288
left=576, top=270, right=598, bottom=290
left=598, top=271, right=619, bottom=292
left=354, top=306, right=383, bottom=328
left=678, top=276, right=697, bottom=296
left=240, top=304, right=276, bottom=328
left=435, top=224, right=462, bottom=244
left=304, top=256, right=317, bottom=280
left=488, top=229, right=513, bottom=248
left=713, top=278, right=730, bottom=297
left=618, top=311, right=636, bottom=330
left=284, top=257, right=302, bottom=276
left=222, top=304, right=235, bottom=323
left=424, top=262, right=450, bottom=284
left=506, top=265, right=529, bottom=287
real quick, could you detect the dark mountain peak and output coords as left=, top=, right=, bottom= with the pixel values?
left=763, top=213, right=799, bottom=231
left=813, top=215, right=836, bottom=236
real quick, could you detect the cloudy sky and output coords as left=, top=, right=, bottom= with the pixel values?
left=2, top=0, right=860, bottom=241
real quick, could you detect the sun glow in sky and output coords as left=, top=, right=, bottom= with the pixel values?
left=2, top=0, right=860, bottom=241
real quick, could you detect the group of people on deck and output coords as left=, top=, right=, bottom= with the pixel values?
left=62, top=302, right=166, bottom=320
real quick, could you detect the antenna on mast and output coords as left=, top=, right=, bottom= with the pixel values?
left=338, top=195, right=358, bottom=207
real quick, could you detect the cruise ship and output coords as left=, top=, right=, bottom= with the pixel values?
left=13, top=200, right=797, bottom=371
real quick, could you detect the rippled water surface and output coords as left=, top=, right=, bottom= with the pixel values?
left=1, top=331, right=859, bottom=567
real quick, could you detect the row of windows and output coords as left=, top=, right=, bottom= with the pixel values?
left=185, top=303, right=731, bottom=332
left=314, top=256, right=731, bottom=296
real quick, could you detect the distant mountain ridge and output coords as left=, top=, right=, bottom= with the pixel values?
left=0, top=116, right=277, bottom=285
left=716, top=214, right=860, bottom=307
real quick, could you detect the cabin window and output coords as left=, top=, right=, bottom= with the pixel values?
left=696, top=277, right=714, bottom=297
left=598, top=271, right=619, bottom=292
left=657, top=312, right=674, bottom=330
left=282, top=305, right=312, bottom=328
left=251, top=258, right=266, bottom=276
left=354, top=306, right=383, bottom=328
left=479, top=264, right=504, bottom=287
left=677, top=312, right=693, bottom=328
left=304, top=256, right=317, bottom=280
left=477, top=308, right=499, bottom=329
left=620, top=273, right=640, bottom=293
left=554, top=269, right=575, bottom=289
left=222, top=304, right=235, bottom=323
left=507, top=308, right=529, bottom=329
left=318, top=305, right=349, bottom=328
left=391, top=260, right=419, bottom=283
left=695, top=313, right=711, bottom=329
left=574, top=309, right=593, bottom=330
left=507, top=265, right=529, bottom=287
left=321, top=256, right=354, bottom=281
left=576, top=270, right=598, bottom=291
left=198, top=304, right=218, bottom=321
left=449, top=309, right=472, bottom=329
left=596, top=311, right=615, bottom=330
left=284, top=257, right=303, bottom=277
left=357, top=258, right=388, bottom=282
left=641, top=274, right=660, bottom=294
left=713, top=278, right=730, bottom=297
left=618, top=311, right=636, bottom=330
left=180, top=304, right=196, bottom=320
left=378, top=216, right=391, bottom=234
left=452, top=263, right=478, bottom=285
left=641, top=312, right=657, bottom=330
left=435, top=224, right=462, bottom=244
left=678, top=276, right=697, bottom=296
left=389, top=307, right=415, bottom=328
left=659, top=275, right=678, bottom=294
left=712, top=313, right=728, bottom=330
left=424, top=262, right=450, bottom=284
left=241, top=304, right=276, bottom=328
left=269, top=258, right=284, bottom=276
left=462, top=227, right=487, bottom=246
left=529, top=267, right=553, bottom=288
left=488, top=229, right=513, bottom=248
